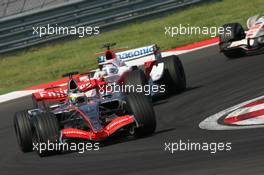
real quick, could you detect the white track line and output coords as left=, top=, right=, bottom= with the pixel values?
left=0, top=90, right=38, bottom=103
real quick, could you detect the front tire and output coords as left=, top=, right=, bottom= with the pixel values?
left=126, top=93, right=156, bottom=137
left=124, top=69, right=147, bottom=95
left=13, top=111, right=33, bottom=152
left=34, top=112, right=60, bottom=156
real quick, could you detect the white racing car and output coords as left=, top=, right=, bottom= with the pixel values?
left=219, top=14, right=264, bottom=58
left=93, top=43, right=186, bottom=97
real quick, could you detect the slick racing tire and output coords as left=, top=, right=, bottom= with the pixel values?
left=219, top=23, right=246, bottom=58
left=34, top=112, right=60, bottom=157
left=124, top=69, right=148, bottom=95
left=126, top=93, right=156, bottom=137
left=14, top=110, right=33, bottom=152
left=157, top=55, right=186, bottom=94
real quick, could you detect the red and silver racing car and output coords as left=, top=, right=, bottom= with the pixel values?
left=14, top=73, right=156, bottom=156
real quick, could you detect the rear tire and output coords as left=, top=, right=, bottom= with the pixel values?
left=126, top=93, right=156, bottom=137
left=219, top=23, right=246, bottom=58
left=13, top=111, right=33, bottom=152
left=124, top=69, right=147, bottom=95
left=34, top=112, right=60, bottom=157
left=157, top=55, right=186, bottom=94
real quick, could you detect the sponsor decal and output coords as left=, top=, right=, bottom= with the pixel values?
left=199, top=95, right=264, bottom=130
left=96, top=45, right=154, bottom=63
left=39, top=89, right=67, bottom=98
left=116, top=45, right=154, bottom=60
left=79, top=82, right=91, bottom=90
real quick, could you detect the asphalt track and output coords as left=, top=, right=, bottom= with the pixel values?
left=2, top=45, right=264, bottom=175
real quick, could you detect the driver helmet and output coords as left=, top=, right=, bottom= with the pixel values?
left=68, top=92, right=86, bottom=105
left=102, top=64, right=118, bottom=76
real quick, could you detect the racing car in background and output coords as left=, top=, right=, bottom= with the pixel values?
left=32, top=43, right=187, bottom=107
left=14, top=73, right=156, bottom=156
left=94, top=43, right=186, bottom=96
left=219, top=14, right=264, bottom=58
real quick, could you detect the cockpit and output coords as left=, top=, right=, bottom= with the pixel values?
left=102, top=64, right=118, bottom=76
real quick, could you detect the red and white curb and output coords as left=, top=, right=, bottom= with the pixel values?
left=199, top=95, right=264, bottom=130
left=0, top=37, right=219, bottom=104
left=224, top=98, right=264, bottom=125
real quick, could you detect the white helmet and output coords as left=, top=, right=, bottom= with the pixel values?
left=102, top=64, right=118, bottom=76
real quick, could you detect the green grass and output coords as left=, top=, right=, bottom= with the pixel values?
left=0, top=0, right=263, bottom=94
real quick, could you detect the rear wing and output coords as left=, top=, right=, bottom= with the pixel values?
left=97, top=44, right=161, bottom=66
left=116, top=44, right=156, bottom=61
left=33, top=78, right=106, bottom=102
